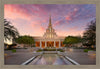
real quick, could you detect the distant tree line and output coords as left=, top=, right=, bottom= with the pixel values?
left=63, top=36, right=82, bottom=47
left=15, top=35, right=35, bottom=47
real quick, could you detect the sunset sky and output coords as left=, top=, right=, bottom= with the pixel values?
left=4, top=4, right=96, bottom=37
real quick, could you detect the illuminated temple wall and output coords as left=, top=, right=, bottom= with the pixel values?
left=35, top=40, right=64, bottom=48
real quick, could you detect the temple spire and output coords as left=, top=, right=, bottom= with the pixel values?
left=48, top=15, right=52, bottom=28
left=43, top=14, right=57, bottom=38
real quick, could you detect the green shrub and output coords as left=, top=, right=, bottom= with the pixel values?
left=12, top=49, right=16, bottom=53
left=84, top=49, right=94, bottom=52
left=84, top=49, right=88, bottom=52
left=37, top=49, right=43, bottom=52
left=88, top=50, right=94, bottom=51
left=44, top=49, right=56, bottom=51
left=60, top=50, right=64, bottom=52
left=58, top=49, right=64, bottom=52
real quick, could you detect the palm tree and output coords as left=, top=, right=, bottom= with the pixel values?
left=4, top=19, right=19, bottom=43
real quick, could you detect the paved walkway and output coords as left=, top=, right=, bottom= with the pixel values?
left=64, top=49, right=96, bottom=65
left=5, top=48, right=96, bottom=65
left=4, top=48, right=37, bottom=65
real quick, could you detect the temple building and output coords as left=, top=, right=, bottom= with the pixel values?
left=34, top=16, right=65, bottom=48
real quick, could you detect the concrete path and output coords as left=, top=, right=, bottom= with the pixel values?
left=4, top=48, right=96, bottom=65
left=4, top=49, right=37, bottom=65
left=64, top=49, right=96, bottom=65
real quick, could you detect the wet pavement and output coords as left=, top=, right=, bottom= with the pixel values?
left=29, top=54, right=68, bottom=65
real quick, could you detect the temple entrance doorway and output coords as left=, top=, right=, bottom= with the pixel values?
left=47, top=41, right=54, bottom=48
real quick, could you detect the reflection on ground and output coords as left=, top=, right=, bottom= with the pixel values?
left=29, top=54, right=67, bottom=65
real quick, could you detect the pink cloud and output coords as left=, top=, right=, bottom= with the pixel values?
left=29, top=21, right=46, bottom=34
left=74, top=8, right=78, bottom=11
left=53, top=19, right=66, bottom=27
left=65, top=8, right=79, bottom=22
left=69, top=26, right=78, bottom=30
left=53, top=21, right=61, bottom=27
left=4, top=5, right=31, bottom=20
left=56, top=30, right=83, bottom=36
left=4, top=4, right=48, bottom=21
left=40, top=26, right=45, bottom=31
left=66, top=16, right=72, bottom=21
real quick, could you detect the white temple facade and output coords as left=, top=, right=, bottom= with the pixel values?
left=34, top=16, right=65, bottom=48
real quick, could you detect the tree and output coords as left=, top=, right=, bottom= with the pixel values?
left=4, top=19, right=19, bottom=49
left=4, top=19, right=19, bottom=42
left=15, top=35, right=35, bottom=47
left=63, top=36, right=82, bottom=47
left=82, top=19, right=96, bottom=48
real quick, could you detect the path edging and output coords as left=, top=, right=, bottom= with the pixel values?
left=21, top=56, right=37, bottom=65
left=64, top=56, right=80, bottom=65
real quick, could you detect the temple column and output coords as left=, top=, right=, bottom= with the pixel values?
left=45, top=41, right=47, bottom=48
left=54, top=41, right=55, bottom=48
left=59, top=40, right=61, bottom=48
left=40, top=40, right=42, bottom=48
